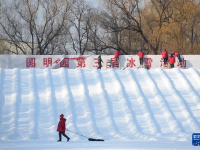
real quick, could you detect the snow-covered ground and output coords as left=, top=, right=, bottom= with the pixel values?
left=0, top=68, right=200, bottom=150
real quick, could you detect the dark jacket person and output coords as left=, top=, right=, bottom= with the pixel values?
left=97, top=55, right=103, bottom=69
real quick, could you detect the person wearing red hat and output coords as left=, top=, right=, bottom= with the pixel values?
left=168, top=54, right=175, bottom=69
left=57, top=114, right=70, bottom=142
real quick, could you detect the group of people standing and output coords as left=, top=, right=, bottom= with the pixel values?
left=138, top=49, right=182, bottom=69
left=97, top=49, right=182, bottom=69
left=161, top=49, right=182, bottom=68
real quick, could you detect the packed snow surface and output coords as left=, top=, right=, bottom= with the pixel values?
left=0, top=68, right=200, bottom=149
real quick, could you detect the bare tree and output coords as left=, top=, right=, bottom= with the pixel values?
left=99, top=0, right=128, bottom=54
left=67, top=0, right=94, bottom=55
left=0, top=0, right=75, bottom=55
left=145, top=0, right=173, bottom=54
left=84, top=9, right=117, bottom=55
left=99, top=0, right=174, bottom=54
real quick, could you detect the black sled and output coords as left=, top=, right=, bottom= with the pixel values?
left=88, top=138, right=104, bottom=141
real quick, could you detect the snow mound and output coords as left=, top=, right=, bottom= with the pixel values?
left=0, top=68, right=200, bottom=149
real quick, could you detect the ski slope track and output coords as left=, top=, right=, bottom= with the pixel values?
left=0, top=68, right=200, bottom=150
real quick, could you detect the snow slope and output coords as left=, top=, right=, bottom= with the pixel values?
left=0, top=68, right=200, bottom=149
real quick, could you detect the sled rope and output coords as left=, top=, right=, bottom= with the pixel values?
left=66, top=129, right=89, bottom=138
left=66, top=128, right=105, bottom=141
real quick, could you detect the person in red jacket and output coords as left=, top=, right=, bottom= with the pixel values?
left=137, top=50, right=145, bottom=67
left=161, top=49, right=168, bottom=64
left=114, top=50, right=120, bottom=66
left=168, top=54, right=175, bottom=68
left=173, top=50, right=182, bottom=63
left=57, top=114, right=70, bottom=142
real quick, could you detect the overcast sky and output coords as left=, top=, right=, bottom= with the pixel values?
left=86, top=0, right=147, bottom=9
left=86, top=0, right=99, bottom=7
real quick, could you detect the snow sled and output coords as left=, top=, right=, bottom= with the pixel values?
left=88, top=138, right=104, bottom=141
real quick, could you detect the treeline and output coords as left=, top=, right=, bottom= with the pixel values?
left=0, top=0, right=200, bottom=55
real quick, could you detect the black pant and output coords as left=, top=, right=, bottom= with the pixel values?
left=59, top=132, right=69, bottom=141
left=170, top=64, right=174, bottom=68
left=163, top=58, right=168, bottom=64
left=177, top=54, right=182, bottom=62
left=139, top=58, right=143, bottom=66
left=97, top=63, right=102, bottom=69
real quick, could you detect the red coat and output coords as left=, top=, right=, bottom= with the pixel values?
left=161, top=50, right=168, bottom=58
left=57, top=118, right=66, bottom=132
left=114, top=50, right=120, bottom=58
left=172, top=51, right=179, bottom=57
left=138, top=51, right=145, bottom=58
left=168, top=56, right=175, bottom=64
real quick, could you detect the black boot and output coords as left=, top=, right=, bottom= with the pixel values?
left=57, top=140, right=61, bottom=142
left=67, top=138, right=70, bottom=142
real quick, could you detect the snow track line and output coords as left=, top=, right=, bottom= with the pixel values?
left=50, top=69, right=65, bottom=117
left=174, top=69, right=200, bottom=129
left=97, top=69, right=125, bottom=139
left=0, top=69, right=21, bottom=140
left=114, top=69, right=156, bottom=141
left=91, top=69, right=123, bottom=139
left=139, top=69, right=173, bottom=134
left=9, top=69, right=20, bottom=139
left=83, top=69, right=107, bottom=138
left=36, top=69, right=56, bottom=140
left=12, top=69, right=22, bottom=139
left=150, top=69, right=184, bottom=134
left=77, top=69, right=101, bottom=138
left=125, top=69, right=158, bottom=136
left=0, top=69, right=5, bottom=138
left=145, top=69, right=183, bottom=134
left=80, top=69, right=105, bottom=137
left=18, top=69, right=39, bottom=140
left=111, top=70, right=141, bottom=138
left=45, top=69, right=58, bottom=128
left=103, top=69, right=132, bottom=139
left=162, top=69, right=200, bottom=132
left=107, top=69, right=136, bottom=140
left=67, top=69, right=96, bottom=140
left=8, top=69, right=21, bottom=139
left=61, top=69, right=80, bottom=140
left=102, top=69, right=133, bottom=140
left=186, top=68, right=200, bottom=96
left=132, top=69, right=161, bottom=134
left=118, top=69, right=142, bottom=134
left=197, top=69, right=200, bottom=75
left=43, top=69, right=58, bottom=138
left=158, top=69, right=197, bottom=133
left=180, top=68, right=200, bottom=102
left=27, top=69, right=40, bottom=139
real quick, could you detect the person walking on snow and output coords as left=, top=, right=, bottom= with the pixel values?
left=173, top=50, right=182, bottom=63
left=97, top=55, right=104, bottom=69
left=114, top=49, right=120, bottom=67
left=57, top=114, right=70, bottom=142
left=168, top=54, right=175, bottom=69
left=161, top=49, right=168, bottom=64
left=137, top=50, right=145, bottom=67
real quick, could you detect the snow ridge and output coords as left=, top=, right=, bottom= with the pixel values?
left=0, top=68, right=200, bottom=143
